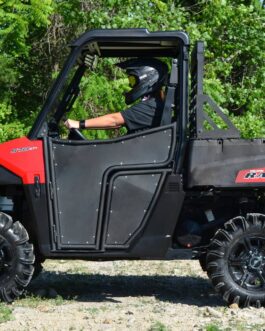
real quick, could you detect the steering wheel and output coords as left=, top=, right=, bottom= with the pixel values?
left=63, top=115, right=87, bottom=140
left=68, top=128, right=87, bottom=140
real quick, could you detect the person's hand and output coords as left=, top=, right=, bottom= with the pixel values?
left=64, top=119, right=80, bottom=129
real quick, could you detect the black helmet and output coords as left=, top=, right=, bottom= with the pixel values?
left=116, top=58, right=168, bottom=105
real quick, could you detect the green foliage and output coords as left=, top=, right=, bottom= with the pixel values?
left=0, top=0, right=53, bottom=142
left=205, top=324, right=224, bottom=331
left=0, top=0, right=52, bottom=56
left=149, top=321, right=170, bottom=331
left=189, top=0, right=265, bottom=137
left=0, top=0, right=264, bottom=142
left=67, top=61, right=128, bottom=139
left=0, top=303, right=13, bottom=324
left=84, top=0, right=188, bottom=31
left=17, top=293, right=65, bottom=308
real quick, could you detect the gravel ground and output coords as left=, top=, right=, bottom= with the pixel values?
left=1, top=259, right=265, bottom=331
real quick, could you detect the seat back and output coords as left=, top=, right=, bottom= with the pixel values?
left=160, top=59, right=178, bottom=126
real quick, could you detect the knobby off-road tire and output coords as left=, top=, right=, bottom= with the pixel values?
left=207, top=213, right=265, bottom=308
left=0, top=212, right=35, bottom=302
left=199, top=254, right=207, bottom=272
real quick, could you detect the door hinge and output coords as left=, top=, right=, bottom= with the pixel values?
left=49, top=182, right=54, bottom=200
left=52, top=224, right=58, bottom=242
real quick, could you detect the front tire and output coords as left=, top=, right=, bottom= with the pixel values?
left=0, top=212, right=35, bottom=302
left=207, top=213, right=265, bottom=308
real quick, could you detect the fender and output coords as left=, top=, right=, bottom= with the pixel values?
left=0, top=137, right=45, bottom=184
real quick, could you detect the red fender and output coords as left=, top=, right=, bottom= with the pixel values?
left=0, top=137, right=45, bottom=184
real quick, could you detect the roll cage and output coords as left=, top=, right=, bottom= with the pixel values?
left=28, top=29, right=190, bottom=167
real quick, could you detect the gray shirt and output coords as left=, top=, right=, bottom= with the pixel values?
left=120, top=95, right=164, bottom=133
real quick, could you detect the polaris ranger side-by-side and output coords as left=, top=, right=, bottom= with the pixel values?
left=0, top=29, right=264, bottom=307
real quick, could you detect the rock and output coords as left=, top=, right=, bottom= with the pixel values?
left=206, top=307, right=222, bottom=318
left=127, top=317, right=136, bottom=324
left=229, top=303, right=239, bottom=310
left=203, top=311, right=210, bottom=317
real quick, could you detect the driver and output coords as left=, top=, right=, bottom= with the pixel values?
left=64, top=58, right=168, bottom=134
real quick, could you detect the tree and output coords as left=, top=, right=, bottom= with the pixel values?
left=186, top=0, right=265, bottom=137
left=0, top=0, right=264, bottom=141
left=0, top=0, right=53, bottom=141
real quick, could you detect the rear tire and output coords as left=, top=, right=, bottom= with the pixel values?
left=207, top=213, right=265, bottom=308
left=199, top=254, right=207, bottom=271
left=0, top=212, right=35, bottom=302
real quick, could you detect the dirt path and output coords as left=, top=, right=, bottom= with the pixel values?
left=1, top=259, right=265, bottom=331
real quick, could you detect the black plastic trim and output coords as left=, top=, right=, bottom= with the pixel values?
left=0, top=166, right=22, bottom=185
left=71, top=29, right=190, bottom=48
left=102, top=170, right=169, bottom=249
left=53, top=122, right=176, bottom=147
left=43, top=137, right=58, bottom=251
left=23, top=184, right=51, bottom=256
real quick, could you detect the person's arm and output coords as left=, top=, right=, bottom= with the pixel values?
left=64, top=112, right=125, bottom=129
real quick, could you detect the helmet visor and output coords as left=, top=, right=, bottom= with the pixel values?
left=128, top=75, right=138, bottom=87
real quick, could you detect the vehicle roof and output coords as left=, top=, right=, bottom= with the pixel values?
left=70, top=29, right=190, bottom=57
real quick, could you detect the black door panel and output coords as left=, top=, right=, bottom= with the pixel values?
left=104, top=172, right=162, bottom=248
left=50, top=125, right=176, bottom=250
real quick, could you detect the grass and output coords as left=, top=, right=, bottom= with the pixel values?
left=82, top=307, right=100, bottom=315
left=15, top=294, right=65, bottom=308
left=81, top=305, right=109, bottom=315
left=205, top=324, right=223, bottom=331
left=0, top=303, right=13, bottom=324
left=204, top=324, right=252, bottom=331
left=204, top=321, right=265, bottom=331
left=149, top=321, right=170, bottom=331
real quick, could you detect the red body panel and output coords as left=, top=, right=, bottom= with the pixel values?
left=0, top=137, right=45, bottom=184
left=236, top=168, right=265, bottom=184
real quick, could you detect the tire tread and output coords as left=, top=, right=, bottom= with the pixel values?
left=206, top=213, right=265, bottom=308
left=0, top=213, right=34, bottom=303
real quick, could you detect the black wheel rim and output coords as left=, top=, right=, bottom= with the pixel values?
left=228, top=235, right=265, bottom=291
left=0, top=235, right=13, bottom=278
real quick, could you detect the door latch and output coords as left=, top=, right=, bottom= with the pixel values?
left=34, top=175, right=41, bottom=198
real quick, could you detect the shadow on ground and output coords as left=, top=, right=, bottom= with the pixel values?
left=28, top=270, right=224, bottom=307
